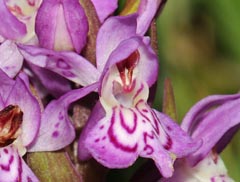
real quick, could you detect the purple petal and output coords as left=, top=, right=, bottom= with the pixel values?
left=19, top=44, right=100, bottom=85
left=182, top=94, right=240, bottom=165
left=90, top=0, right=118, bottom=22
left=29, top=63, right=71, bottom=97
left=96, top=14, right=138, bottom=72
left=6, top=75, right=41, bottom=147
left=0, top=146, right=20, bottom=182
left=62, top=0, right=88, bottom=53
left=0, top=40, right=23, bottom=78
left=100, top=36, right=158, bottom=88
left=36, top=0, right=88, bottom=53
left=153, top=110, right=201, bottom=158
left=137, top=0, right=166, bottom=35
left=28, top=82, right=99, bottom=151
left=161, top=152, right=234, bottom=182
left=79, top=99, right=177, bottom=177
left=181, top=94, right=240, bottom=133
left=35, top=0, right=57, bottom=49
left=78, top=102, right=139, bottom=168
left=78, top=101, right=105, bottom=160
left=0, top=0, right=26, bottom=40
left=0, top=146, right=38, bottom=182
left=0, top=69, right=15, bottom=103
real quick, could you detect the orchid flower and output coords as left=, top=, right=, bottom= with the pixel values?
left=18, top=14, right=198, bottom=177
left=17, top=0, right=166, bottom=84
left=77, top=15, right=199, bottom=178
left=35, top=0, right=88, bottom=53
left=0, top=0, right=41, bottom=44
left=161, top=94, right=240, bottom=182
left=0, top=69, right=41, bottom=181
left=0, top=66, right=99, bottom=181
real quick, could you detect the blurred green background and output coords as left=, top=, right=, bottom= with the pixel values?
left=155, top=0, right=240, bottom=181
left=108, top=0, right=240, bottom=181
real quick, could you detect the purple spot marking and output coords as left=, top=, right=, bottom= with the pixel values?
left=142, top=109, right=148, bottom=113
left=62, top=71, right=75, bottom=78
left=58, top=113, right=64, bottom=120
left=108, top=107, right=138, bottom=153
left=57, top=59, right=71, bottom=69
left=163, top=136, right=172, bottom=150
left=55, top=122, right=60, bottom=128
left=99, top=125, right=104, bottom=130
left=0, top=155, right=14, bottom=171
left=166, top=126, right=172, bottom=131
left=27, top=176, right=33, bottom=182
left=102, top=136, right=106, bottom=140
left=210, top=177, right=215, bottom=182
left=52, top=131, right=59, bottom=138
left=3, top=148, right=8, bottom=154
left=27, top=0, right=36, bottom=6
left=119, top=109, right=137, bottom=134
left=4, top=66, right=15, bottom=70
left=94, top=138, right=100, bottom=143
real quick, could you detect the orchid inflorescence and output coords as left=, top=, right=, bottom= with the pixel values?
left=0, top=0, right=238, bottom=181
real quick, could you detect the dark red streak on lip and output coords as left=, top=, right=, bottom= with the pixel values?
left=119, top=108, right=137, bottom=134
left=108, top=107, right=138, bottom=153
left=117, top=50, right=140, bottom=92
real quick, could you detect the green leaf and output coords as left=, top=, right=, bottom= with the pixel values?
left=119, top=0, right=141, bottom=15
left=162, top=78, right=177, bottom=121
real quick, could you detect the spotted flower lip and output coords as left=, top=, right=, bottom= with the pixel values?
left=0, top=69, right=41, bottom=181
left=77, top=15, right=200, bottom=178
left=160, top=93, right=240, bottom=182
left=35, top=0, right=88, bottom=53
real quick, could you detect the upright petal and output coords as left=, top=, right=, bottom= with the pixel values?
left=137, top=0, right=166, bottom=35
left=62, top=0, right=88, bottom=52
left=36, top=0, right=88, bottom=52
left=90, top=0, right=118, bottom=22
left=0, top=0, right=26, bottom=41
left=100, top=36, right=158, bottom=89
left=28, top=82, right=99, bottom=151
left=0, top=40, right=23, bottom=78
left=96, top=14, right=138, bottom=72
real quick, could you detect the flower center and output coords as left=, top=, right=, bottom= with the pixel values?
left=0, top=105, right=23, bottom=147
left=116, top=50, right=140, bottom=92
